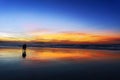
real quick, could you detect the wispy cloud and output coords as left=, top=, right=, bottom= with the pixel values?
left=0, top=31, right=120, bottom=44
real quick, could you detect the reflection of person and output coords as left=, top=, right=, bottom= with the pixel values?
left=22, top=51, right=26, bottom=58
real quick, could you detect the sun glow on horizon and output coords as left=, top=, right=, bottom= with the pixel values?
left=0, top=31, right=120, bottom=44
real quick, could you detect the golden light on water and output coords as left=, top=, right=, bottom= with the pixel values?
left=28, top=48, right=120, bottom=61
left=0, top=48, right=120, bottom=61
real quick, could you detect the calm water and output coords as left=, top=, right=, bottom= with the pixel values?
left=0, top=47, right=120, bottom=80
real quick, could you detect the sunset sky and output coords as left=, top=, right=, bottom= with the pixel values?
left=0, top=0, right=120, bottom=44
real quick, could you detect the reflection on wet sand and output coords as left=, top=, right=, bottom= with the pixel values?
left=0, top=48, right=120, bottom=62
left=22, top=51, right=26, bottom=59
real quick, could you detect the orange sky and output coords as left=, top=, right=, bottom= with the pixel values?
left=0, top=31, right=120, bottom=44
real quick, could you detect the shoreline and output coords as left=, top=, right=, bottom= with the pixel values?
left=0, top=45, right=120, bottom=51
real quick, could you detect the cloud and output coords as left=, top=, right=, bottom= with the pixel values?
left=0, top=31, right=120, bottom=44
left=29, top=31, right=120, bottom=44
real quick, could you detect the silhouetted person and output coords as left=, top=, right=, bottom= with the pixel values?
left=22, top=44, right=27, bottom=58
left=22, top=44, right=27, bottom=51
left=22, top=51, right=26, bottom=58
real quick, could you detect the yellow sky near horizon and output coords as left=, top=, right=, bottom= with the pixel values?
left=0, top=31, right=120, bottom=44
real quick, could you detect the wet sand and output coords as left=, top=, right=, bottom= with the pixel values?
left=0, top=48, right=120, bottom=80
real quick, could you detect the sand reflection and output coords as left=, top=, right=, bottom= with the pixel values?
left=0, top=48, right=120, bottom=62
left=28, top=48, right=120, bottom=61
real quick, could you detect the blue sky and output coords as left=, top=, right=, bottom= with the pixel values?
left=0, top=0, right=120, bottom=34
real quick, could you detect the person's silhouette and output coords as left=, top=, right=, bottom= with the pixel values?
left=22, top=44, right=27, bottom=58
left=22, top=44, right=27, bottom=51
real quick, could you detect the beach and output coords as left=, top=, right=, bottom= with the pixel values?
left=0, top=47, right=120, bottom=80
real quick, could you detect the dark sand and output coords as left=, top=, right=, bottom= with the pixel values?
left=0, top=48, right=120, bottom=80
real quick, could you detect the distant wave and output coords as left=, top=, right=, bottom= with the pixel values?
left=0, top=44, right=120, bottom=50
